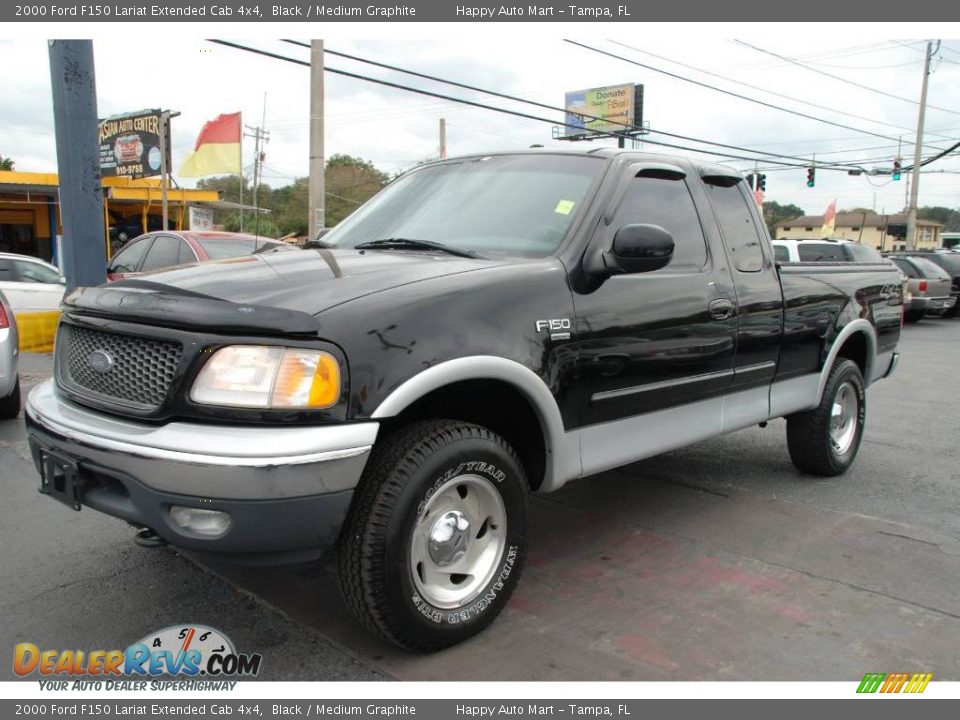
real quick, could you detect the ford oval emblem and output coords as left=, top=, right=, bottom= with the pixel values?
left=88, top=350, right=115, bottom=374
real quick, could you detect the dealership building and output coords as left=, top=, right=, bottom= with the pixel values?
left=0, top=169, right=220, bottom=264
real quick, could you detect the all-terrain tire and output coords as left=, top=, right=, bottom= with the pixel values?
left=337, top=419, right=529, bottom=652
left=787, top=359, right=866, bottom=476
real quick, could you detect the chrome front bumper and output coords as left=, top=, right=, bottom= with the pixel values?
left=25, top=379, right=377, bottom=500
left=25, top=380, right=379, bottom=558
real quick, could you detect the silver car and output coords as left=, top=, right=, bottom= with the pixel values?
left=889, top=255, right=955, bottom=322
left=0, top=288, right=20, bottom=419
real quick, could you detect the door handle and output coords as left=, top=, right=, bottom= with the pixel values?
left=709, top=298, right=737, bottom=321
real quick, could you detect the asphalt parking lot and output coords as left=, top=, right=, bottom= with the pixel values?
left=2, top=318, right=959, bottom=682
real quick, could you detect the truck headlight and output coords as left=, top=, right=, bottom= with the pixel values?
left=190, top=346, right=341, bottom=409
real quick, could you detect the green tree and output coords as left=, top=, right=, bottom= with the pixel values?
left=0, top=155, right=14, bottom=170
left=762, top=201, right=805, bottom=237
left=324, top=154, right=390, bottom=227
left=918, top=206, right=960, bottom=231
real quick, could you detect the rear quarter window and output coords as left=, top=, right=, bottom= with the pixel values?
left=773, top=245, right=790, bottom=263
left=797, top=243, right=845, bottom=262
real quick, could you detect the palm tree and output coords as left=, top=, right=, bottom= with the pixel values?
left=0, top=155, right=14, bottom=171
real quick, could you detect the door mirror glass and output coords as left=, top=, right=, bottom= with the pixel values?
left=609, top=224, right=674, bottom=274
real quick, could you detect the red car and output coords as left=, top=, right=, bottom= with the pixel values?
left=107, top=231, right=290, bottom=281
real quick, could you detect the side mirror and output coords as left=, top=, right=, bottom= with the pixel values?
left=605, top=224, right=674, bottom=275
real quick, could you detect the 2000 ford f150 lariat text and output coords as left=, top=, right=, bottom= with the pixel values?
left=25, top=151, right=902, bottom=650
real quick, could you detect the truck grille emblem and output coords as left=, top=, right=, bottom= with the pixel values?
left=88, top=349, right=115, bottom=374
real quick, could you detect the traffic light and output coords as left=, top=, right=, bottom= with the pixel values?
left=757, top=173, right=767, bottom=192
left=893, top=158, right=902, bottom=181
left=745, top=173, right=755, bottom=190
left=806, top=166, right=816, bottom=188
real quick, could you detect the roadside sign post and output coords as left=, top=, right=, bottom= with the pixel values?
left=48, top=39, right=107, bottom=291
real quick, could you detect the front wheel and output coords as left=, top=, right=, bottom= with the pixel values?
left=786, top=359, right=866, bottom=476
left=338, top=420, right=529, bottom=651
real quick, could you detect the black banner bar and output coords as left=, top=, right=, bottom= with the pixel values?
left=3, top=0, right=958, bottom=22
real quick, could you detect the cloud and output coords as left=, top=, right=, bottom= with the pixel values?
left=2, top=36, right=959, bottom=216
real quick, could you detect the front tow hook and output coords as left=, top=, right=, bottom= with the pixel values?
left=133, top=526, right=167, bottom=548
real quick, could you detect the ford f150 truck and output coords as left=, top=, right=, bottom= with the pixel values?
left=25, top=150, right=902, bottom=651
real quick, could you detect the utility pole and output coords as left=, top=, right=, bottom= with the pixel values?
left=906, top=40, right=937, bottom=251
left=244, top=95, right=269, bottom=236
left=48, top=40, right=106, bottom=290
left=158, top=110, right=180, bottom=230
left=308, top=39, right=325, bottom=239
left=439, top=118, right=447, bottom=160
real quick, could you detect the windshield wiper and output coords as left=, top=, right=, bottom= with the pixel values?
left=354, top=238, right=483, bottom=259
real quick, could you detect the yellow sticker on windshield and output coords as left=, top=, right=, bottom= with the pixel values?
left=554, top=199, right=576, bottom=215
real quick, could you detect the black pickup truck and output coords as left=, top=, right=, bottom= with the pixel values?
left=25, top=150, right=903, bottom=651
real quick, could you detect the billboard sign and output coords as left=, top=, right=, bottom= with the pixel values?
left=98, top=109, right=165, bottom=178
left=189, top=206, right=215, bottom=231
left=564, top=83, right=643, bottom=136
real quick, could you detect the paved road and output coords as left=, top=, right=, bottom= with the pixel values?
left=2, top=318, right=959, bottom=681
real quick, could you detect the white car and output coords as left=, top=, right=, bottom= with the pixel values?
left=772, top=238, right=886, bottom=264
left=0, top=289, right=19, bottom=419
left=0, top=253, right=65, bottom=353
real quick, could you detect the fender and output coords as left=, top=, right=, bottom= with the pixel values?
left=815, top=318, right=878, bottom=404
left=371, top=356, right=576, bottom=492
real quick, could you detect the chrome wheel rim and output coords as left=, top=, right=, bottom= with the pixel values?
left=829, top=381, right=859, bottom=456
left=410, top=474, right=507, bottom=609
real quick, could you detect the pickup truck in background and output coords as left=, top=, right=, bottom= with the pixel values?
left=24, top=151, right=903, bottom=651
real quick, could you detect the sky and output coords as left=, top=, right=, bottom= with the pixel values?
left=2, top=36, right=960, bottom=218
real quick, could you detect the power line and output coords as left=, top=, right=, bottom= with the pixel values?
left=214, top=40, right=844, bottom=170
left=563, top=39, right=949, bottom=150
left=733, top=40, right=960, bottom=117
left=605, top=40, right=949, bottom=143
left=212, top=40, right=954, bottom=178
left=281, top=39, right=904, bottom=171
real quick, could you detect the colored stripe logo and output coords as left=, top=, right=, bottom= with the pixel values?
left=857, top=672, right=932, bottom=694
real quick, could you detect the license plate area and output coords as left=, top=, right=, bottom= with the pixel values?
left=39, top=449, right=83, bottom=511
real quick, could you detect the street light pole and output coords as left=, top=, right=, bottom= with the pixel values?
left=906, top=40, right=936, bottom=251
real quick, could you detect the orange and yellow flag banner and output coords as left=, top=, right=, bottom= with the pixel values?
left=821, top=199, right=837, bottom=238
left=179, top=112, right=241, bottom=178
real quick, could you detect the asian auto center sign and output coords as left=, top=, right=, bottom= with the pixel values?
left=98, top=109, right=164, bottom=178
left=564, top=83, right=643, bottom=136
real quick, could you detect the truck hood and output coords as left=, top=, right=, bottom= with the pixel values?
left=109, top=248, right=511, bottom=315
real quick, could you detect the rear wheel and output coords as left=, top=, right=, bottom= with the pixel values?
left=787, top=359, right=866, bottom=476
left=338, top=419, right=529, bottom=651
left=0, top=378, right=21, bottom=420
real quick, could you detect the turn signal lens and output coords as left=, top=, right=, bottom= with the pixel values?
left=271, top=349, right=341, bottom=408
left=191, top=346, right=341, bottom=410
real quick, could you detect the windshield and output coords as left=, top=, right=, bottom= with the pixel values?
left=322, top=154, right=604, bottom=257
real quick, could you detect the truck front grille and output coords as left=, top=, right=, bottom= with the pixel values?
left=56, top=323, right=183, bottom=411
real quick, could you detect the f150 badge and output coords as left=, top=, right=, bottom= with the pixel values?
left=535, top=318, right=572, bottom=340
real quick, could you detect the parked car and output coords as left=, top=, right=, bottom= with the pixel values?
left=0, top=252, right=66, bottom=353
left=106, top=231, right=291, bottom=281
left=25, top=151, right=903, bottom=651
left=888, top=250, right=960, bottom=318
left=887, top=255, right=955, bottom=322
left=772, top=237, right=886, bottom=263
left=0, top=289, right=20, bottom=419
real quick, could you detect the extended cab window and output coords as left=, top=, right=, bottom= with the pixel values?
left=610, top=174, right=708, bottom=272
left=773, top=245, right=790, bottom=263
left=798, top=243, right=845, bottom=262
left=705, top=181, right=765, bottom=272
